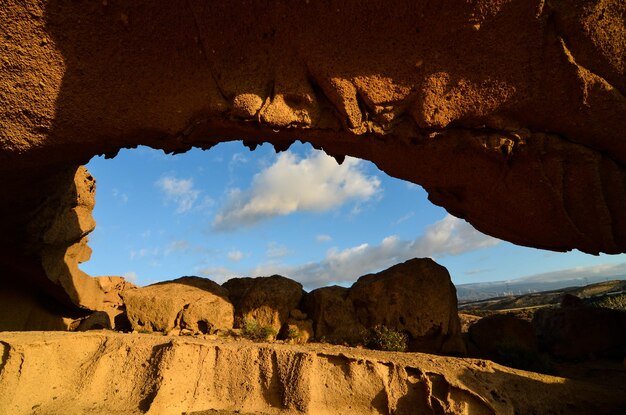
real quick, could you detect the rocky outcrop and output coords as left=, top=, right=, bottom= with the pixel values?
left=0, top=1, right=624, bottom=330
left=304, top=258, right=465, bottom=354
left=121, top=276, right=234, bottom=334
left=303, top=286, right=365, bottom=344
left=349, top=258, right=465, bottom=354
left=224, top=275, right=304, bottom=332
left=1, top=331, right=625, bottom=415
left=469, top=314, right=538, bottom=358
left=533, top=306, right=626, bottom=360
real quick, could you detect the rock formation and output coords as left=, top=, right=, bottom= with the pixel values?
left=533, top=305, right=626, bottom=360
left=0, top=0, right=625, bottom=323
left=1, top=331, right=626, bottom=415
left=304, top=258, right=465, bottom=354
left=224, top=275, right=305, bottom=332
left=303, top=285, right=365, bottom=344
left=121, top=276, right=234, bottom=335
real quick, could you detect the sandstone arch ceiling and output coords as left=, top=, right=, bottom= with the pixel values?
left=0, top=1, right=624, bottom=315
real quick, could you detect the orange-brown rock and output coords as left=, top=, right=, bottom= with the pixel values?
left=0, top=1, right=625, bottom=327
left=303, top=286, right=365, bottom=344
left=223, top=275, right=304, bottom=332
left=349, top=258, right=465, bottom=354
left=2, top=331, right=626, bottom=415
left=121, top=276, right=234, bottom=334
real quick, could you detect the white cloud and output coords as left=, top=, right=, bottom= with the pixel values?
left=155, top=176, right=200, bottom=213
left=227, top=250, right=244, bottom=262
left=266, top=242, right=291, bottom=258
left=394, top=211, right=414, bottom=225
left=316, top=234, right=332, bottom=243
left=517, top=262, right=626, bottom=283
left=250, top=214, right=500, bottom=289
left=213, top=151, right=381, bottom=230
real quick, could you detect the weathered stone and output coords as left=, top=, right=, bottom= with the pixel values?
left=469, top=314, right=538, bottom=358
left=302, top=286, right=364, bottom=344
left=121, top=276, right=233, bottom=334
left=73, top=311, right=111, bottom=332
left=349, top=258, right=465, bottom=354
left=223, top=275, right=304, bottom=332
left=0, top=0, right=625, bottom=329
left=533, top=306, right=626, bottom=360
left=3, top=331, right=626, bottom=415
left=279, top=319, right=314, bottom=345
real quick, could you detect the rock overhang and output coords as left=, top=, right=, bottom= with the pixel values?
left=0, top=0, right=624, bottom=313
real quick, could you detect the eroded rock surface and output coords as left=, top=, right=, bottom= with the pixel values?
left=224, top=275, right=304, bottom=332
left=1, top=331, right=625, bottom=415
left=122, top=276, right=234, bottom=334
left=0, top=1, right=624, bottom=327
left=304, top=259, right=464, bottom=354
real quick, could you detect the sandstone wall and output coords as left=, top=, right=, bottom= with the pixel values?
left=1, top=332, right=625, bottom=414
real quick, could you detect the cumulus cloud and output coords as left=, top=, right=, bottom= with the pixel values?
left=250, top=214, right=500, bottom=289
left=213, top=151, right=381, bottom=230
left=155, top=176, right=201, bottom=213
left=227, top=250, right=244, bottom=262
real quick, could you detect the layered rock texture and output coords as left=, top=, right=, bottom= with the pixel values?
left=0, top=0, right=625, bottom=322
left=2, top=331, right=626, bottom=415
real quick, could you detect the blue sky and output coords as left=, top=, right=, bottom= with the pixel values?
left=80, top=142, right=626, bottom=290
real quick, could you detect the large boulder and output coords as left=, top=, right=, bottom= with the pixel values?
left=302, top=286, right=365, bottom=344
left=469, top=314, right=538, bottom=358
left=533, top=306, right=626, bottom=360
left=121, top=276, right=233, bottom=334
left=348, top=258, right=465, bottom=354
left=223, top=275, right=304, bottom=332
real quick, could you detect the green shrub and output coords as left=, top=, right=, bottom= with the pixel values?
left=286, top=327, right=300, bottom=341
left=362, top=325, right=408, bottom=352
left=241, top=318, right=277, bottom=342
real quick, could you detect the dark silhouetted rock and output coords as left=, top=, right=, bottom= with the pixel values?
left=533, top=307, right=626, bottom=360
left=302, top=286, right=364, bottom=344
left=223, top=275, right=304, bottom=332
left=469, top=314, right=538, bottom=357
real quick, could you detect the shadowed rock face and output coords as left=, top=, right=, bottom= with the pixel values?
left=0, top=1, right=625, bottom=314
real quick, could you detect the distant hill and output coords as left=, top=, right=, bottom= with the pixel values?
left=458, top=280, right=626, bottom=311
left=456, top=273, right=626, bottom=303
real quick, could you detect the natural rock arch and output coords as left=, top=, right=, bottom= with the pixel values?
left=0, top=0, right=624, bottom=320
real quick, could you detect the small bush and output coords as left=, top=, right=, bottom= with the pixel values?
left=363, top=325, right=408, bottom=352
left=241, top=318, right=277, bottom=342
left=286, top=327, right=300, bottom=341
